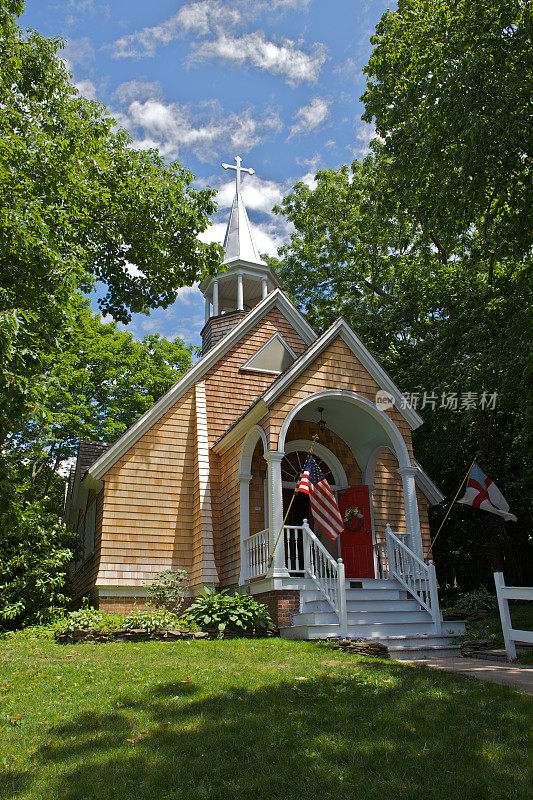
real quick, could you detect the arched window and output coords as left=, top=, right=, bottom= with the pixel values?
left=281, top=450, right=335, bottom=487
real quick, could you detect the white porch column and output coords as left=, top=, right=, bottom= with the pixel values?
left=264, top=451, right=290, bottom=577
left=261, top=278, right=268, bottom=300
left=238, top=473, right=252, bottom=585
left=204, top=296, right=210, bottom=324
left=212, top=280, right=219, bottom=316
left=397, top=466, right=424, bottom=559
left=237, top=273, right=244, bottom=311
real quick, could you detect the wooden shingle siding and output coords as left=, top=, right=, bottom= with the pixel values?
left=204, top=307, right=307, bottom=444
left=267, top=336, right=414, bottom=462
left=216, top=440, right=241, bottom=587
left=96, top=389, right=196, bottom=587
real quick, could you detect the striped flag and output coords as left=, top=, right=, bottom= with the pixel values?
left=297, top=455, right=344, bottom=540
left=458, top=463, right=517, bottom=522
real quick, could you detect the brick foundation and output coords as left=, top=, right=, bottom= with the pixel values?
left=97, top=596, right=194, bottom=614
left=253, top=589, right=300, bottom=627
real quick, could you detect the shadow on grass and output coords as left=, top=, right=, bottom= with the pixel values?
left=35, top=667, right=532, bottom=800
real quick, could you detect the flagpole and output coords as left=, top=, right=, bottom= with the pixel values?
left=431, top=454, right=479, bottom=549
left=266, top=434, right=319, bottom=571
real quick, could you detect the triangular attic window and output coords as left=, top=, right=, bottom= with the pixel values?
left=240, top=334, right=297, bottom=375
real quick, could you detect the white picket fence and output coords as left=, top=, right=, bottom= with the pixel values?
left=494, top=572, right=533, bottom=660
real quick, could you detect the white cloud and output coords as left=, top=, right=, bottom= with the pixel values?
left=117, top=98, right=282, bottom=160
left=175, top=283, right=202, bottom=303
left=216, top=174, right=284, bottom=213
left=111, top=0, right=314, bottom=59
left=289, top=97, right=330, bottom=136
left=113, top=80, right=162, bottom=104
left=75, top=79, right=97, bottom=100
left=61, top=36, right=95, bottom=67
left=112, top=1, right=241, bottom=58
left=190, top=32, right=326, bottom=86
left=351, top=121, right=378, bottom=158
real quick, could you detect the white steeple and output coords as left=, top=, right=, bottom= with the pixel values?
left=221, top=156, right=266, bottom=266
left=200, top=156, right=280, bottom=326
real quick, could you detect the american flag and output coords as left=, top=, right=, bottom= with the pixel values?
left=297, top=455, right=344, bottom=540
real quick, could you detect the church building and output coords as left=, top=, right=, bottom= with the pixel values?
left=64, top=157, right=464, bottom=653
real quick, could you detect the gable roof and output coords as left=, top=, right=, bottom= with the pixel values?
left=214, top=316, right=423, bottom=454
left=259, top=317, right=423, bottom=430
left=86, top=289, right=316, bottom=482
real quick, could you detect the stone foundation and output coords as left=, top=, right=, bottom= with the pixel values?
left=253, top=589, right=300, bottom=627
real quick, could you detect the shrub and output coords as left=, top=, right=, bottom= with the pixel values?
left=185, top=590, right=274, bottom=635
left=0, top=502, right=77, bottom=629
left=122, top=609, right=179, bottom=633
left=61, top=608, right=107, bottom=633
left=448, top=587, right=499, bottom=615
left=146, top=569, right=188, bottom=613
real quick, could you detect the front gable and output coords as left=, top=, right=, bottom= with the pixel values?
left=266, top=334, right=415, bottom=459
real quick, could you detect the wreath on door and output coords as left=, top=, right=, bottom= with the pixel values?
left=343, top=506, right=364, bottom=531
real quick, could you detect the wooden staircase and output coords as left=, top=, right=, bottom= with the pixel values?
left=279, top=578, right=465, bottom=659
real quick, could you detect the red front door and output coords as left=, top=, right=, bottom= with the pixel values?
left=337, top=486, right=374, bottom=579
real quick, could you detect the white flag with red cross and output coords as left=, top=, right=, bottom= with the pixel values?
left=458, top=464, right=517, bottom=522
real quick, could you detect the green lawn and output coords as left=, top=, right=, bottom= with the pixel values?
left=0, top=633, right=531, bottom=800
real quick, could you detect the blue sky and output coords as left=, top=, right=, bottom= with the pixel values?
left=20, top=0, right=391, bottom=345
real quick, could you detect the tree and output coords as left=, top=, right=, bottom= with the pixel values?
left=4, top=298, right=194, bottom=506
left=0, top=4, right=220, bottom=447
left=0, top=2, right=221, bottom=625
left=361, top=0, right=532, bottom=283
left=270, top=151, right=532, bottom=589
left=1, top=301, right=195, bottom=627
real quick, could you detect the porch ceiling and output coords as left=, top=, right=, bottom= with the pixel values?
left=293, top=397, right=395, bottom=472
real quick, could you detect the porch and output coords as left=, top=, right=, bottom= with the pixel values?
left=242, top=521, right=463, bottom=649
left=232, top=389, right=462, bottom=652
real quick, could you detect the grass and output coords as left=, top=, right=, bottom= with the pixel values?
left=0, top=632, right=531, bottom=800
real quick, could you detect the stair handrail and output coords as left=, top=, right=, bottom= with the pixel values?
left=385, top=524, right=441, bottom=633
left=301, top=520, right=347, bottom=636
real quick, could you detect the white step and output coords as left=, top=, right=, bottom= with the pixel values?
left=302, top=588, right=404, bottom=603
left=302, top=598, right=423, bottom=613
left=281, top=621, right=439, bottom=639
left=294, top=610, right=433, bottom=626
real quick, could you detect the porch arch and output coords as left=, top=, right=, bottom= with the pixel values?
left=239, top=424, right=268, bottom=479
left=277, top=389, right=411, bottom=471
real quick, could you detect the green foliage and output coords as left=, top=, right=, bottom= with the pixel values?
left=448, top=588, right=499, bottom=616
left=185, top=589, right=275, bottom=635
left=122, top=609, right=180, bottom=634
left=61, top=608, right=107, bottom=633
left=362, top=0, right=532, bottom=273
left=271, top=0, right=533, bottom=590
left=0, top=502, right=77, bottom=628
left=146, top=569, right=188, bottom=614
left=0, top=7, right=220, bottom=446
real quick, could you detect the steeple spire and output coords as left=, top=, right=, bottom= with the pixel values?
left=221, top=156, right=265, bottom=266
left=199, top=156, right=282, bottom=354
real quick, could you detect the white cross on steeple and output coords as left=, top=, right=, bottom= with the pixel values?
left=222, top=155, right=254, bottom=194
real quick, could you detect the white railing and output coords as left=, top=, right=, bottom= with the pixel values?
left=290, top=520, right=347, bottom=635
left=385, top=524, right=441, bottom=633
left=494, top=571, right=533, bottom=660
left=243, top=528, right=269, bottom=580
